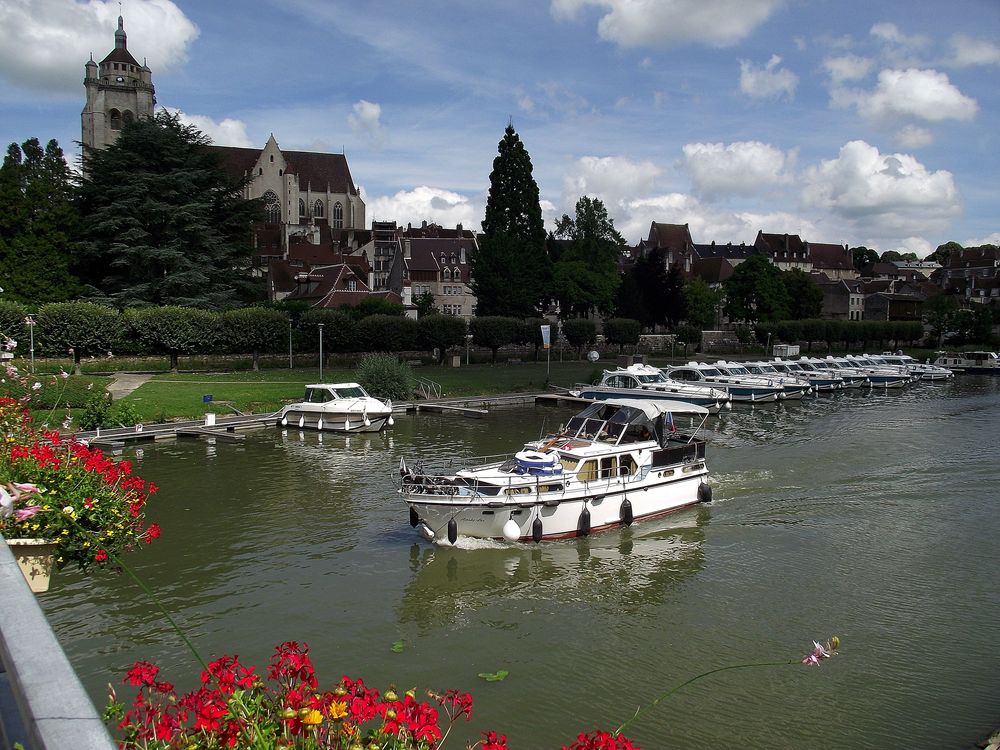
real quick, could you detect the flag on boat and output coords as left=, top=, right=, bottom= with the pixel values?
left=667, top=412, right=676, bottom=433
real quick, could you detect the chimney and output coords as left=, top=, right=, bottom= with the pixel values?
left=456, top=222, right=463, bottom=234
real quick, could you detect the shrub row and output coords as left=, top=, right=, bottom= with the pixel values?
left=756, top=319, right=925, bottom=350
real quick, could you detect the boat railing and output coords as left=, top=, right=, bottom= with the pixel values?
left=414, top=377, right=442, bottom=399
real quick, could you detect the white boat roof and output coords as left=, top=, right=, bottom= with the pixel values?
left=603, top=397, right=710, bottom=417
left=305, top=382, right=364, bottom=389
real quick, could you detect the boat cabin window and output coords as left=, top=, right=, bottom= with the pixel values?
left=304, top=387, right=335, bottom=403
left=578, top=460, right=598, bottom=482
left=635, top=373, right=666, bottom=384
left=669, top=369, right=699, bottom=381
left=599, top=456, right=618, bottom=479
left=619, top=454, right=638, bottom=476
left=335, top=386, right=366, bottom=398
left=700, top=368, right=723, bottom=377
left=727, top=365, right=751, bottom=375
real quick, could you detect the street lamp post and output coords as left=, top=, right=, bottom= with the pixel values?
left=25, top=316, right=35, bottom=373
left=318, top=323, right=325, bottom=381
left=288, top=320, right=293, bottom=369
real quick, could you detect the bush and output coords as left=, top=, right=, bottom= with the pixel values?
left=516, top=318, right=547, bottom=361
left=0, top=301, right=29, bottom=353
left=111, top=400, right=142, bottom=428
left=123, top=306, right=220, bottom=372
left=298, top=309, right=358, bottom=353
left=355, top=353, right=415, bottom=401
left=561, top=318, right=597, bottom=355
left=79, top=392, right=113, bottom=430
left=356, top=315, right=420, bottom=353
left=221, top=307, right=290, bottom=370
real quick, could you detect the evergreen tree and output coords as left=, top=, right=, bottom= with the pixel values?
left=77, top=110, right=263, bottom=309
left=632, top=248, right=671, bottom=329
left=551, top=196, right=623, bottom=317
left=0, top=138, right=81, bottom=303
left=472, top=124, right=547, bottom=317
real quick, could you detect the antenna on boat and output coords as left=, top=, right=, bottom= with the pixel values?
left=538, top=416, right=547, bottom=441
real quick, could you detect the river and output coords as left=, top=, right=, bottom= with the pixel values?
left=39, top=376, right=1000, bottom=749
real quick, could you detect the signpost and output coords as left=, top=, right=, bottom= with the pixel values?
left=540, top=324, right=551, bottom=379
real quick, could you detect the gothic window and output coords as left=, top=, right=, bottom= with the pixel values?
left=313, top=199, right=324, bottom=218
left=263, top=191, right=281, bottom=224
left=122, top=110, right=134, bottom=125
left=299, top=199, right=306, bottom=218
left=109, top=109, right=122, bottom=130
left=333, top=202, right=344, bottom=229
left=350, top=202, right=355, bottom=227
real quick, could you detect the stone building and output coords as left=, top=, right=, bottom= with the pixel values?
left=81, top=16, right=156, bottom=152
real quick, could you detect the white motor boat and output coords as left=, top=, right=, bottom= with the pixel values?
left=400, top=399, right=712, bottom=544
left=740, top=361, right=812, bottom=399
left=570, top=364, right=732, bottom=413
left=874, top=352, right=953, bottom=381
left=276, top=383, right=394, bottom=432
left=712, top=360, right=806, bottom=400
left=932, top=351, right=1000, bottom=374
left=839, top=355, right=912, bottom=388
left=663, top=362, right=784, bottom=402
left=770, top=359, right=844, bottom=391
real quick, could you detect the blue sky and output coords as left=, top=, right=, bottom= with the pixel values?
left=2, top=0, right=998, bottom=256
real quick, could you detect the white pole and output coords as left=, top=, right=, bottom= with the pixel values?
left=288, top=320, right=293, bottom=369
left=318, top=323, right=324, bottom=381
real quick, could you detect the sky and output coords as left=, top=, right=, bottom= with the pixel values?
left=2, top=0, right=999, bottom=257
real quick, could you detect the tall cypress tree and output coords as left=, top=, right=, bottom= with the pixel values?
left=0, top=138, right=81, bottom=303
left=472, top=124, right=547, bottom=317
left=77, top=110, right=263, bottom=309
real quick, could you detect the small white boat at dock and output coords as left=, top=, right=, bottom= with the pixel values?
left=276, top=383, right=394, bottom=432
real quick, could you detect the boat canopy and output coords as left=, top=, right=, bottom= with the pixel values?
left=602, top=398, right=710, bottom=418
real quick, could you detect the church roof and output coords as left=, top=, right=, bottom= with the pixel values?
left=100, top=47, right=140, bottom=67
left=208, top=146, right=359, bottom=195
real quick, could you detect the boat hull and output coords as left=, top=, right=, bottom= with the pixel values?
left=405, top=471, right=709, bottom=543
left=276, top=410, right=390, bottom=432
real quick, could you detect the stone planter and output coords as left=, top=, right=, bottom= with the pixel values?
left=8, top=538, right=58, bottom=592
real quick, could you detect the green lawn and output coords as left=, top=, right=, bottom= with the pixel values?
left=116, top=359, right=609, bottom=421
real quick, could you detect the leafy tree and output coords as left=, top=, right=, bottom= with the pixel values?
left=879, top=250, right=902, bottom=262
left=472, top=124, right=547, bottom=317
left=414, top=291, right=437, bottom=318
left=662, top=263, right=686, bottom=328
left=0, top=300, right=28, bottom=350
left=723, top=255, right=790, bottom=324
left=551, top=197, right=623, bottom=317
left=927, top=241, right=962, bottom=265
left=356, top=315, right=419, bottom=352
left=298, top=309, right=357, bottom=353
left=850, top=246, right=878, bottom=272
left=603, top=318, right=641, bottom=353
left=922, top=294, right=959, bottom=346
left=123, top=306, right=219, bottom=372
left=561, top=318, right=597, bottom=356
left=355, top=353, right=415, bottom=401
left=0, top=138, right=80, bottom=303
left=683, top=278, right=722, bottom=330
left=342, top=297, right=405, bottom=320
left=514, top=318, right=547, bottom=361
left=35, top=302, right=120, bottom=374
left=417, top=314, right=467, bottom=363
left=782, top=268, right=823, bottom=320
left=221, top=307, right=289, bottom=371
left=611, top=270, right=644, bottom=323
left=77, top=110, right=263, bottom=309
left=469, top=316, right=519, bottom=363
left=629, top=249, right=671, bottom=328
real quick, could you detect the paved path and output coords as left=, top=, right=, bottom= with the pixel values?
left=106, top=373, right=154, bottom=400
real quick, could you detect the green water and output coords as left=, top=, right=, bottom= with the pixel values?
left=39, top=377, right=1000, bottom=748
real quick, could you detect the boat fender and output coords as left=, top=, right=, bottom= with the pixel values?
left=387, top=416, right=394, bottom=426
left=579, top=507, right=591, bottom=537
left=298, top=415, right=305, bottom=428
left=621, top=498, right=634, bottom=526
left=532, top=516, right=543, bottom=543
left=502, top=518, right=520, bottom=542
left=447, top=517, right=458, bottom=545
left=317, top=418, right=324, bottom=430
left=345, top=418, right=352, bottom=431
left=698, top=483, right=713, bottom=503
left=409, top=506, right=419, bottom=528
left=281, top=416, right=288, bottom=426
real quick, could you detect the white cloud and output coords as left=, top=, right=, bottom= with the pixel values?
left=562, top=155, right=661, bottom=209
left=948, top=34, right=1000, bottom=67
left=347, top=100, right=385, bottom=147
left=0, top=0, right=197, bottom=94
left=550, top=0, right=783, bottom=49
left=822, top=54, right=873, bottom=85
left=962, top=232, right=1000, bottom=248
left=164, top=108, right=253, bottom=147
left=802, top=140, right=961, bottom=238
left=739, top=55, right=798, bottom=99
left=365, top=186, right=480, bottom=229
left=894, top=124, right=933, bottom=149
left=682, top=141, right=795, bottom=197
left=834, top=68, right=977, bottom=125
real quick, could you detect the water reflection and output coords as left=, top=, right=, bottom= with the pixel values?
left=399, top=507, right=708, bottom=633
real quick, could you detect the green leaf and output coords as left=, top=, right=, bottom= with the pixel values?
left=477, top=669, right=509, bottom=682
left=391, top=640, right=404, bottom=653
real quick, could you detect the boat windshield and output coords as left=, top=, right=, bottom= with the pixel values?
left=754, top=365, right=779, bottom=374
left=333, top=387, right=366, bottom=398
left=636, top=373, right=667, bottom=384
left=304, top=387, right=336, bottom=403
left=726, top=365, right=751, bottom=375
left=700, top=368, right=723, bottom=377
left=797, top=362, right=818, bottom=372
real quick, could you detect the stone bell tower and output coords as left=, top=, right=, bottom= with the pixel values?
left=82, top=15, right=156, bottom=152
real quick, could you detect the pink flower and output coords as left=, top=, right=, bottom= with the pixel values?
left=15, top=506, right=41, bottom=521
left=801, top=636, right=839, bottom=666
left=11, top=482, right=39, bottom=494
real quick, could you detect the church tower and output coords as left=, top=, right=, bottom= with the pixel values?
left=82, top=16, right=156, bottom=152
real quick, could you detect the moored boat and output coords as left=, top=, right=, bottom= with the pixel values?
left=931, top=351, right=999, bottom=374
left=663, top=362, right=784, bottom=402
left=400, top=399, right=712, bottom=544
left=873, top=352, right=953, bottom=381
left=276, top=383, right=394, bottom=432
left=570, top=364, right=732, bottom=413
